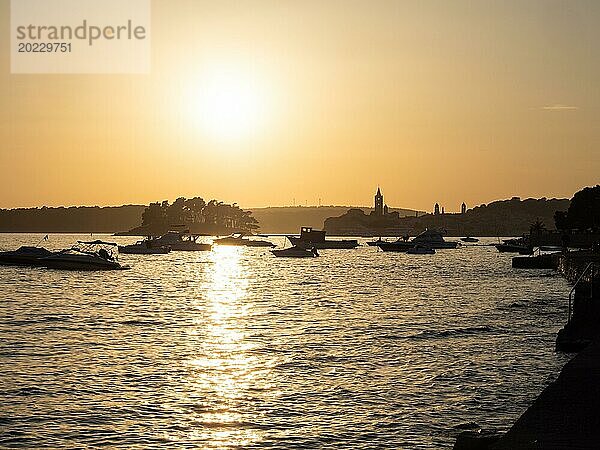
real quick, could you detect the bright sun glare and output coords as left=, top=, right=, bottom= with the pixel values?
left=186, top=68, right=269, bottom=142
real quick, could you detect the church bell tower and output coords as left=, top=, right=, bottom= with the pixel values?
left=374, top=187, right=384, bottom=216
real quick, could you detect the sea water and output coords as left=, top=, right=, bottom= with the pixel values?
left=0, top=234, right=571, bottom=448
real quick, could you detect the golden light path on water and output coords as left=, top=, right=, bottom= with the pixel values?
left=186, top=246, right=262, bottom=448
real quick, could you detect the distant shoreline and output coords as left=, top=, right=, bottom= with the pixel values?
left=0, top=197, right=572, bottom=236
left=0, top=205, right=422, bottom=235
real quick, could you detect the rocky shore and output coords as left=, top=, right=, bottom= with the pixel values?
left=489, top=340, right=600, bottom=449
left=455, top=250, right=600, bottom=450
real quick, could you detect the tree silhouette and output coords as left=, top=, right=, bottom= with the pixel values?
left=554, top=185, right=600, bottom=231
left=139, top=197, right=259, bottom=233
left=567, top=185, right=600, bottom=231
left=530, top=218, right=546, bottom=235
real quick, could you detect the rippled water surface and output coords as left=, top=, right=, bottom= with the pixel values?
left=0, top=234, right=572, bottom=448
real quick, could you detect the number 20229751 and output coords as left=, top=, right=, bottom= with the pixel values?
left=17, top=42, right=72, bottom=53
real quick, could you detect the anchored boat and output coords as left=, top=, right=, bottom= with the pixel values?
left=367, top=237, right=385, bottom=246
left=119, top=238, right=170, bottom=254
left=378, top=229, right=458, bottom=252
left=213, top=233, right=275, bottom=247
left=0, top=246, right=56, bottom=267
left=287, top=227, right=358, bottom=249
left=495, top=238, right=532, bottom=254
left=149, top=230, right=212, bottom=251
left=40, top=241, right=129, bottom=271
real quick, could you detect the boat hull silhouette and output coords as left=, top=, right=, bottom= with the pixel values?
left=271, top=246, right=319, bottom=258
left=377, top=229, right=458, bottom=252
left=213, top=234, right=275, bottom=247
left=287, top=227, right=358, bottom=250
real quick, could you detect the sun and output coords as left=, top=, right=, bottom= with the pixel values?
left=185, top=68, right=269, bottom=142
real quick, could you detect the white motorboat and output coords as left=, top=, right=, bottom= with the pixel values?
left=378, top=229, right=458, bottom=252
left=213, top=233, right=275, bottom=247
left=40, top=241, right=129, bottom=271
left=150, top=230, right=212, bottom=251
left=410, top=229, right=458, bottom=248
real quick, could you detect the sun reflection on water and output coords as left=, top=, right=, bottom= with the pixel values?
left=186, top=246, right=260, bottom=448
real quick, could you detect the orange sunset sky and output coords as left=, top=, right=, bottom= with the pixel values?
left=1, top=0, right=599, bottom=211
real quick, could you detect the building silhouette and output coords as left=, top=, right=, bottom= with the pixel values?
left=374, top=187, right=384, bottom=216
left=434, top=203, right=440, bottom=215
left=461, top=202, right=467, bottom=214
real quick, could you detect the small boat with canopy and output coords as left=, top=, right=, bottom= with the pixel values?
left=40, top=240, right=129, bottom=270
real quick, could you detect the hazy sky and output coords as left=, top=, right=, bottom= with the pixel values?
left=1, top=0, right=598, bottom=211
